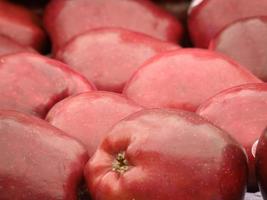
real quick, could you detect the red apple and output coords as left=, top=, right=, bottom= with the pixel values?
left=44, top=0, right=183, bottom=52
left=0, top=110, right=88, bottom=200
left=188, top=0, right=267, bottom=48
left=56, top=28, right=180, bottom=92
left=123, top=49, right=261, bottom=111
left=0, top=52, right=95, bottom=118
left=85, top=109, right=248, bottom=200
left=0, top=0, right=46, bottom=51
left=197, top=83, right=267, bottom=191
left=209, top=16, right=267, bottom=81
left=46, top=91, right=143, bottom=157
left=0, top=34, right=35, bottom=56
left=256, top=128, right=267, bottom=199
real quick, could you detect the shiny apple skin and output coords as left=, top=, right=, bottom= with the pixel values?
left=188, top=0, right=267, bottom=48
left=256, top=129, right=267, bottom=199
left=0, top=52, right=95, bottom=118
left=56, top=27, right=180, bottom=92
left=123, top=49, right=261, bottom=112
left=0, top=35, right=35, bottom=57
left=0, top=110, right=88, bottom=200
left=46, top=91, right=143, bottom=157
left=209, top=16, right=267, bottom=81
left=0, top=1, right=46, bottom=51
left=44, top=0, right=183, bottom=52
left=85, top=109, right=248, bottom=200
left=197, top=83, right=267, bottom=191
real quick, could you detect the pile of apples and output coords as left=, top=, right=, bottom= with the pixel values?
left=1, top=0, right=267, bottom=199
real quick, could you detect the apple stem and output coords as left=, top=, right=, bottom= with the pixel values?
left=112, top=151, right=129, bottom=174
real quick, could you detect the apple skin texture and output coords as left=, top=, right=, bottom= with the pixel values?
left=123, top=49, right=261, bottom=112
left=0, top=0, right=46, bottom=51
left=0, top=110, right=88, bottom=200
left=256, top=129, right=267, bottom=200
left=0, top=35, right=34, bottom=56
left=188, top=0, right=267, bottom=48
left=46, top=91, right=143, bottom=157
left=197, top=83, right=267, bottom=191
left=0, top=52, right=95, bottom=118
left=56, top=28, right=180, bottom=92
left=85, top=109, right=248, bottom=200
left=44, top=0, right=183, bottom=52
left=210, top=16, right=267, bottom=81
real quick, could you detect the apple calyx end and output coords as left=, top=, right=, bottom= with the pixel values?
left=112, top=151, right=129, bottom=174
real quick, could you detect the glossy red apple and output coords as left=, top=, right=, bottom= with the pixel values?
left=256, top=128, right=267, bottom=199
left=188, top=0, right=267, bottom=48
left=44, top=0, right=183, bottom=52
left=210, top=16, right=267, bottom=81
left=46, top=91, right=143, bottom=157
left=0, top=0, right=46, bottom=51
left=123, top=49, right=261, bottom=111
left=0, top=34, right=35, bottom=56
left=0, top=52, right=95, bottom=118
left=56, top=28, right=180, bottom=92
left=197, top=83, right=267, bottom=191
left=0, top=110, right=88, bottom=200
left=85, top=109, right=248, bottom=200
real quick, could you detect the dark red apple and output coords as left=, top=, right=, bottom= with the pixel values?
left=56, top=28, right=180, bottom=92
left=46, top=91, right=143, bottom=157
left=197, top=83, right=267, bottom=191
left=0, top=34, right=35, bottom=56
left=256, top=128, right=267, bottom=199
left=0, top=52, right=95, bottom=118
left=0, top=0, right=46, bottom=51
left=188, top=0, right=267, bottom=48
left=44, top=0, right=183, bottom=52
left=0, top=110, right=88, bottom=200
left=123, top=49, right=261, bottom=111
left=209, top=16, right=267, bottom=81
left=85, top=109, right=248, bottom=200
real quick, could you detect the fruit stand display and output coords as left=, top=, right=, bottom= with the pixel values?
left=0, top=0, right=267, bottom=199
